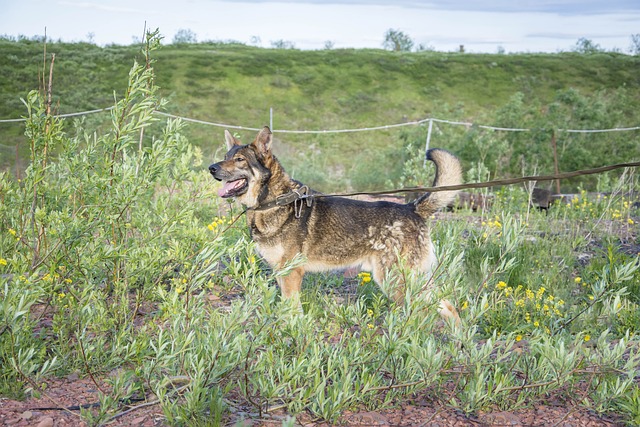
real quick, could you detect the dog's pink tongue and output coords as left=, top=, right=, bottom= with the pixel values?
left=218, top=180, right=243, bottom=197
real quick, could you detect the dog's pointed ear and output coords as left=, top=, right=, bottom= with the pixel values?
left=224, top=130, right=241, bottom=151
left=252, top=126, right=273, bottom=158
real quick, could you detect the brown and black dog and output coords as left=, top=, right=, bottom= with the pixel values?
left=209, top=126, right=463, bottom=323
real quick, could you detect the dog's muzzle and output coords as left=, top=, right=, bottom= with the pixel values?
left=209, top=162, right=249, bottom=198
left=208, top=163, right=222, bottom=181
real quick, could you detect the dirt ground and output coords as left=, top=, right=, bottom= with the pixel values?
left=0, top=375, right=627, bottom=426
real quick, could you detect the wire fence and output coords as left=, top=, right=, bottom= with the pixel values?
left=1, top=106, right=639, bottom=134
left=2, top=106, right=640, bottom=192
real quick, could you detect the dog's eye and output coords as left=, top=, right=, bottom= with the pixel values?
left=234, top=157, right=244, bottom=163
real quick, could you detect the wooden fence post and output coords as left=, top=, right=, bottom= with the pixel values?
left=551, top=129, right=561, bottom=194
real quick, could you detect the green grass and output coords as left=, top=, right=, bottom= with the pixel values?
left=1, top=43, right=640, bottom=425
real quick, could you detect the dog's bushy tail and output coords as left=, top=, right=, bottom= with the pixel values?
left=414, top=148, right=463, bottom=219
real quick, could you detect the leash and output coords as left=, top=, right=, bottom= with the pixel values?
left=313, top=160, right=640, bottom=199
left=217, top=160, right=640, bottom=227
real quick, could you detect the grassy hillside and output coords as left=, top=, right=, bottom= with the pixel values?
left=1, top=38, right=639, bottom=190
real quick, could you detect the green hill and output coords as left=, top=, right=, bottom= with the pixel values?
left=1, top=38, right=639, bottom=191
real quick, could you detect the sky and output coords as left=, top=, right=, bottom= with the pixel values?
left=1, top=0, right=639, bottom=53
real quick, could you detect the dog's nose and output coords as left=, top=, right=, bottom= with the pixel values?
left=208, top=163, right=222, bottom=181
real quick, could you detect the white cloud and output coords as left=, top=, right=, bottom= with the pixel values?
left=57, top=0, right=152, bottom=14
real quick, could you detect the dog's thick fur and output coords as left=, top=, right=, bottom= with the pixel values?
left=209, top=127, right=463, bottom=322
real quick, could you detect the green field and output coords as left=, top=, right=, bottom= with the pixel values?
left=1, top=36, right=639, bottom=192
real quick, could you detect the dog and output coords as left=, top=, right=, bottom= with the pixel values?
left=209, top=126, right=463, bottom=324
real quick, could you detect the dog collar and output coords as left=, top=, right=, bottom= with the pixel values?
left=248, top=185, right=314, bottom=219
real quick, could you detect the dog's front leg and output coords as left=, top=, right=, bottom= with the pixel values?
left=277, top=266, right=305, bottom=313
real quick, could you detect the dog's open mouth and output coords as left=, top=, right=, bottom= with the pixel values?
left=218, top=179, right=248, bottom=198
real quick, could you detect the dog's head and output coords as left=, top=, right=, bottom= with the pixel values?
left=209, top=126, right=273, bottom=208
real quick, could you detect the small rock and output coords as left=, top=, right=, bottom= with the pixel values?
left=131, top=416, right=147, bottom=425
left=66, top=372, right=80, bottom=381
left=20, top=410, right=33, bottom=419
left=36, top=417, right=54, bottom=427
left=481, top=411, right=521, bottom=425
left=347, top=411, right=389, bottom=425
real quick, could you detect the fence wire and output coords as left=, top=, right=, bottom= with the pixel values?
left=1, top=107, right=639, bottom=135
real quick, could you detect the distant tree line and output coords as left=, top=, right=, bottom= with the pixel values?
left=2, top=28, right=639, bottom=54
left=381, top=29, right=640, bottom=55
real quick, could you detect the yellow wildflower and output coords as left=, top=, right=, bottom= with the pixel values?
left=461, top=301, right=469, bottom=310
left=358, top=272, right=371, bottom=285
left=8, top=228, right=16, bottom=236
left=515, top=334, right=522, bottom=342
left=496, top=281, right=507, bottom=290
left=584, top=335, right=591, bottom=342
left=628, top=218, right=635, bottom=225
left=0, top=258, right=7, bottom=266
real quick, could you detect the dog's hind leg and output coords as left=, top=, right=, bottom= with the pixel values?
left=370, top=258, right=407, bottom=306
left=438, top=300, right=460, bottom=326
left=420, top=278, right=461, bottom=326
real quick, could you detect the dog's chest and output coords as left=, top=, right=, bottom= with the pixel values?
left=255, top=241, right=286, bottom=268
